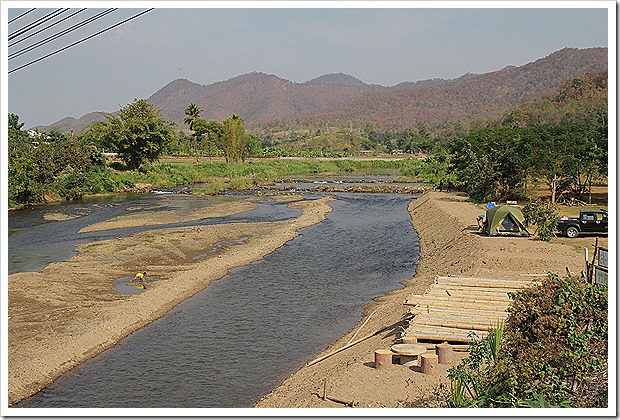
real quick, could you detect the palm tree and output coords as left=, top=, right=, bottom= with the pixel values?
left=184, top=103, right=203, bottom=157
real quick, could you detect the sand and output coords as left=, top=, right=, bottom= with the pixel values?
left=7, top=191, right=606, bottom=407
left=254, top=191, right=606, bottom=408
left=7, top=195, right=334, bottom=405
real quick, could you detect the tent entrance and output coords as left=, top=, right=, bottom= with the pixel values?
left=499, top=214, right=520, bottom=232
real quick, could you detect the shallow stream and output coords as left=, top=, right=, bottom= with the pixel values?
left=11, top=191, right=419, bottom=408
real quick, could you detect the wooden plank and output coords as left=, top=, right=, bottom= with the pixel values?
left=406, top=326, right=488, bottom=343
left=405, top=296, right=511, bottom=307
left=435, top=276, right=536, bottom=288
left=436, top=276, right=537, bottom=284
left=408, top=306, right=509, bottom=319
left=431, top=285, right=523, bottom=294
left=411, top=315, right=504, bottom=331
left=422, top=291, right=512, bottom=302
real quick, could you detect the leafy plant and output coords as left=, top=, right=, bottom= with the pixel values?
left=447, top=274, right=608, bottom=408
left=522, top=199, right=559, bottom=241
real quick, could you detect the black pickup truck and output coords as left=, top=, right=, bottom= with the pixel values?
left=557, top=210, right=608, bottom=238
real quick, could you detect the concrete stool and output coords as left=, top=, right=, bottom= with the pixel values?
left=420, top=353, right=439, bottom=374
left=390, top=343, right=427, bottom=367
left=436, top=342, right=454, bottom=364
left=402, top=336, right=418, bottom=344
left=374, top=349, right=393, bottom=369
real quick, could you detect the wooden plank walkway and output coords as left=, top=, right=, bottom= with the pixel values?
left=403, top=275, right=539, bottom=343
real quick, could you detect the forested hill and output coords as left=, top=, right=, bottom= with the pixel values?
left=39, top=47, right=607, bottom=133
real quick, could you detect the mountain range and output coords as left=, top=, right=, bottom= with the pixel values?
left=40, top=47, right=607, bottom=133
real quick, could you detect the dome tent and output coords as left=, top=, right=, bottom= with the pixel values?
left=484, top=205, right=530, bottom=236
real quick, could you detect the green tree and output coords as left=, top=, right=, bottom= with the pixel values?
left=449, top=127, right=528, bottom=202
left=95, top=99, right=176, bottom=170
left=184, top=103, right=203, bottom=155
left=221, top=115, right=248, bottom=163
left=8, top=113, right=30, bottom=155
left=193, top=119, right=224, bottom=160
left=183, top=103, right=202, bottom=130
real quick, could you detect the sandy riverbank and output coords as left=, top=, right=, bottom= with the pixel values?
left=255, top=190, right=605, bottom=408
left=7, top=195, right=334, bottom=406
left=7, top=190, right=606, bottom=408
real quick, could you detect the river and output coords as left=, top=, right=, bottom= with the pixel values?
left=11, top=191, right=419, bottom=408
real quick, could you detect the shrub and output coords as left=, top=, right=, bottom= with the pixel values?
left=522, top=199, right=559, bottom=241
left=448, top=274, right=608, bottom=408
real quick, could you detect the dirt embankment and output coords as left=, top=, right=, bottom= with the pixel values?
left=7, top=196, right=334, bottom=406
left=255, top=191, right=593, bottom=408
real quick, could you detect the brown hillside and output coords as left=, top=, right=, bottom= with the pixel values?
left=38, top=47, right=607, bottom=134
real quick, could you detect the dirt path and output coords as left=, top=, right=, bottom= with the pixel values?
left=255, top=191, right=605, bottom=408
left=7, top=196, right=334, bottom=406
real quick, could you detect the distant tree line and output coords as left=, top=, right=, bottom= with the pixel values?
left=421, top=71, right=608, bottom=204
left=8, top=71, right=606, bottom=208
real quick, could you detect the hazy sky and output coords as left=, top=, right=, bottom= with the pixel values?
left=3, top=2, right=611, bottom=128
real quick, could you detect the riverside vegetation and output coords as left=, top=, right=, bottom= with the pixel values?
left=445, top=274, right=607, bottom=408
left=9, top=72, right=607, bottom=209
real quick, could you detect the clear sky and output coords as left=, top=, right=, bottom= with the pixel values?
left=3, top=1, right=612, bottom=128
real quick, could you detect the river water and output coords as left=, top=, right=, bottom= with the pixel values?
left=12, top=191, right=419, bottom=408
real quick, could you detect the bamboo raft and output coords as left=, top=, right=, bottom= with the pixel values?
left=403, top=275, right=539, bottom=343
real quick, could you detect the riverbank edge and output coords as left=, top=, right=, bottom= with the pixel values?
left=7, top=196, right=334, bottom=406
left=253, top=190, right=470, bottom=408
left=254, top=190, right=588, bottom=408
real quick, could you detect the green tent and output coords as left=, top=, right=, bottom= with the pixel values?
left=484, top=205, right=530, bottom=236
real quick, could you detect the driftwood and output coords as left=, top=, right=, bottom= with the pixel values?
left=325, top=395, right=359, bottom=407
left=322, top=378, right=359, bottom=407
left=306, top=324, right=392, bottom=367
left=346, top=309, right=377, bottom=345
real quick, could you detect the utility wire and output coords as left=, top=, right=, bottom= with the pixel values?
left=9, top=9, right=116, bottom=60
left=8, top=8, right=36, bottom=24
left=9, top=8, right=154, bottom=74
left=9, top=8, right=87, bottom=48
left=8, top=8, right=68, bottom=41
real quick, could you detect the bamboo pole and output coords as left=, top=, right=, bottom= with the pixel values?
left=409, top=320, right=491, bottom=332
left=436, top=276, right=537, bottom=284
left=306, top=324, right=392, bottom=367
left=413, top=316, right=505, bottom=331
left=435, top=277, right=536, bottom=288
left=409, top=290, right=514, bottom=301
left=405, top=297, right=510, bottom=307
left=346, top=309, right=377, bottom=345
left=421, top=292, right=512, bottom=302
left=408, top=306, right=509, bottom=318
left=410, top=324, right=490, bottom=336
left=430, top=285, right=523, bottom=294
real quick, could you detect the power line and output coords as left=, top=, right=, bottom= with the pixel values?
left=8, top=8, right=68, bottom=41
left=8, top=8, right=36, bottom=24
left=9, top=9, right=116, bottom=60
left=9, top=8, right=87, bottom=48
left=8, top=8, right=154, bottom=74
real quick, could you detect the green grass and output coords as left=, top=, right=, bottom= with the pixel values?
left=108, top=158, right=425, bottom=192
